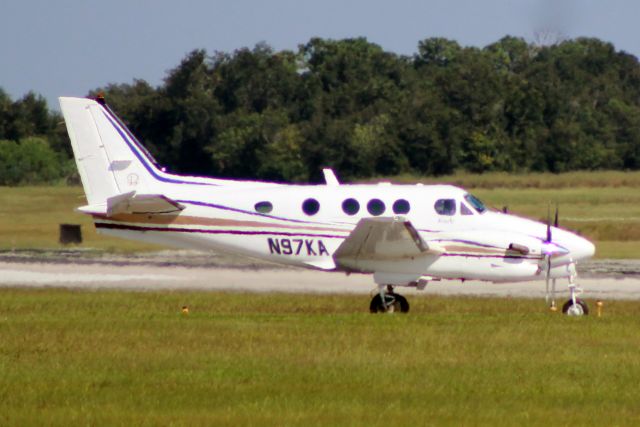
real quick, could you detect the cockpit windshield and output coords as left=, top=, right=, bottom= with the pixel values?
left=464, top=194, right=487, bottom=214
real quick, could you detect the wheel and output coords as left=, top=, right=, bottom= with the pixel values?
left=369, top=293, right=410, bottom=313
left=393, top=294, right=410, bottom=313
left=562, top=298, right=589, bottom=316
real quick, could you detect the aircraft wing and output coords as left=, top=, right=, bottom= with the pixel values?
left=77, top=191, right=184, bottom=216
left=333, top=217, right=438, bottom=269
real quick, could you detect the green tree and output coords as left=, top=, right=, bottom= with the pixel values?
left=79, top=36, right=640, bottom=179
left=256, top=124, right=308, bottom=182
left=416, top=38, right=462, bottom=67
left=0, top=137, right=72, bottom=185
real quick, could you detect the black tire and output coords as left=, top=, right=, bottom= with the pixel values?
left=369, top=293, right=410, bottom=313
left=369, top=294, right=384, bottom=313
left=394, top=293, right=410, bottom=313
left=562, top=298, right=589, bottom=316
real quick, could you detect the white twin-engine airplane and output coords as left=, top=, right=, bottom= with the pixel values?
left=60, top=96, right=596, bottom=315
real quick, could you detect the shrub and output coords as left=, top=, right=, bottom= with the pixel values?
left=0, top=137, right=73, bottom=185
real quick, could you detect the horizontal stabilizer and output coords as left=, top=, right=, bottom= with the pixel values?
left=334, top=217, right=437, bottom=270
left=77, top=192, right=184, bottom=217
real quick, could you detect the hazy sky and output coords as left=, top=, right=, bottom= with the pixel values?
left=2, top=0, right=639, bottom=109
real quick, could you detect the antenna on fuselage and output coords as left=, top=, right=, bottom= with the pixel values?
left=323, top=168, right=340, bottom=186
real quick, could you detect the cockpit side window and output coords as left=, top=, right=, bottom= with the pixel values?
left=434, top=199, right=456, bottom=216
left=464, top=194, right=487, bottom=214
left=460, top=203, right=474, bottom=215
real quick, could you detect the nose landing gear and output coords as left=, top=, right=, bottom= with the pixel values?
left=562, top=268, right=589, bottom=315
left=549, top=261, right=589, bottom=316
left=562, top=297, right=589, bottom=316
left=369, top=285, right=410, bottom=313
left=542, top=206, right=590, bottom=316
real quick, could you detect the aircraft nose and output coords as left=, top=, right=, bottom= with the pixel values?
left=564, top=232, right=596, bottom=261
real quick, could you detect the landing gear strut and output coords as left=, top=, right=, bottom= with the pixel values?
left=562, top=264, right=589, bottom=315
left=549, top=261, right=589, bottom=316
left=542, top=207, right=590, bottom=316
left=369, top=285, right=410, bottom=313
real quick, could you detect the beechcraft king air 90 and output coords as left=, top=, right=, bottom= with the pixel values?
left=60, top=96, right=596, bottom=315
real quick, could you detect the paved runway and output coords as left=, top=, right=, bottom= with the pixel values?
left=1, top=253, right=640, bottom=300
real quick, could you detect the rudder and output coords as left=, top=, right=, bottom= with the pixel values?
left=59, top=97, right=159, bottom=205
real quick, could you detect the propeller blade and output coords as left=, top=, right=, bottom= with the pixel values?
left=543, top=203, right=560, bottom=309
left=546, top=203, right=552, bottom=243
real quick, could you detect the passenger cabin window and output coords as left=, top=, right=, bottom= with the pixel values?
left=434, top=199, right=456, bottom=216
left=393, top=199, right=410, bottom=214
left=464, top=194, right=487, bottom=214
left=342, top=198, right=360, bottom=215
left=302, top=198, right=320, bottom=216
left=367, top=199, right=385, bottom=216
left=461, top=203, right=474, bottom=215
left=254, top=201, right=273, bottom=214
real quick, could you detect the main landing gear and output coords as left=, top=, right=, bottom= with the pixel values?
left=369, top=285, right=410, bottom=313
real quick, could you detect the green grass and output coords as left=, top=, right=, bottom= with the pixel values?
left=1, top=174, right=640, bottom=257
left=0, top=186, right=159, bottom=252
left=1, top=289, right=639, bottom=426
left=388, top=170, right=640, bottom=189
left=473, top=187, right=640, bottom=246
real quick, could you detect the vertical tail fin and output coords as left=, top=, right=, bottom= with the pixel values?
left=59, top=96, right=161, bottom=205
left=60, top=96, right=281, bottom=206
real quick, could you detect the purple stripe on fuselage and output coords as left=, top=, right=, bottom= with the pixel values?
left=99, top=105, right=338, bottom=226
left=95, top=223, right=536, bottom=260
left=177, top=200, right=330, bottom=225
left=431, top=239, right=503, bottom=250
left=100, top=107, right=216, bottom=186
left=102, top=104, right=163, bottom=169
left=95, top=222, right=346, bottom=239
left=439, top=253, right=541, bottom=260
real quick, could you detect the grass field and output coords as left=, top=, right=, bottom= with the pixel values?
left=1, top=171, right=640, bottom=257
left=391, top=170, right=640, bottom=189
left=2, top=174, right=640, bottom=426
left=0, top=289, right=639, bottom=426
left=0, top=186, right=158, bottom=252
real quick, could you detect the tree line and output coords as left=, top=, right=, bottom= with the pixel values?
left=0, top=90, right=72, bottom=185
left=2, top=36, right=640, bottom=184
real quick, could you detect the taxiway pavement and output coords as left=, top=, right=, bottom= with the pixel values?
left=1, top=251, right=639, bottom=300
